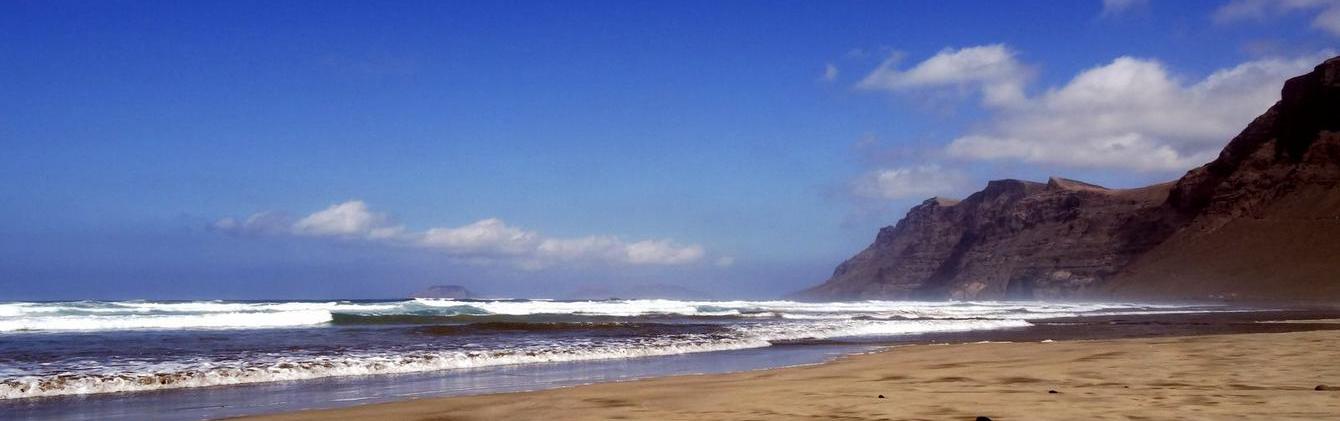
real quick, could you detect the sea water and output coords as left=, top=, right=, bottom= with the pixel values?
left=0, top=299, right=1218, bottom=419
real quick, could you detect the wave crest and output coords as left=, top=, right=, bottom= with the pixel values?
left=0, top=310, right=332, bottom=332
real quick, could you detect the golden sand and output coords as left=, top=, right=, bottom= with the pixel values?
left=239, top=330, right=1340, bottom=420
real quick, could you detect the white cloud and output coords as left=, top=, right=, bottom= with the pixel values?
left=941, top=52, right=1330, bottom=171
left=853, top=164, right=969, bottom=200
left=856, top=44, right=1030, bottom=107
left=217, top=201, right=709, bottom=268
left=948, top=133, right=1200, bottom=172
left=1101, top=0, right=1148, bottom=17
left=1318, top=5, right=1340, bottom=34
left=420, top=218, right=539, bottom=255
left=714, top=256, right=736, bottom=267
left=1214, top=0, right=1340, bottom=36
left=211, top=211, right=291, bottom=236
left=624, top=240, right=705, bottom=265
left=292, top=201, right=403, bottom=238
left=537, top=236, right=624, bottom=261
left=822, top=63, right=839, bottom=82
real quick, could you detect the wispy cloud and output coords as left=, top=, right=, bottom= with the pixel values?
left=215, top=201, right=707, bottom=269
left=836, top=134, right=971, bottom=221
left=1213, top=0, right=1340, bottom=37
left=821, top=63, right=839, bottom=82
left=1100, top=0, right=1149, bottom=18
left=856, top=44, right=1031, bottom=108
left=852, top=164, right=969, bottom=200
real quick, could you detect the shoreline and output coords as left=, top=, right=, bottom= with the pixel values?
left=17, top=303, right=1311, bottom=420
left=236, top=311, right=1340, bottom=420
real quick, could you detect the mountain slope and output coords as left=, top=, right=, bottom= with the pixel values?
left=1104, top=57, right=1340, bottom=301
left=799, top=56, right=1340, bottom=302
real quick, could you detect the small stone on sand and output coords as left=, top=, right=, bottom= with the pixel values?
left=1317, top=385, right=1331, bottom=391
left=877, top=394, right=885, bottom=398
left=1048, top=390, right=1059, bottom=394
left=976, top=417, right=993, bottom=421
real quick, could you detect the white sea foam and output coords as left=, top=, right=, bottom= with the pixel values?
left=0, top=299, right=1214, bottom=333
left=0, top=316, right=1037, bottom=399
left=737, top=318, right=1034, bottom=342
left=0, top=298, right=1225, bottom=399
left=413, top=298, right=742, bottom=316
left=0, top=301, right=401, bottom=332
left=410, top=298, right=1199, bottom=320
left=0, top=336, right=769, bottom=399
left=0, top=310, right=334, bottom=332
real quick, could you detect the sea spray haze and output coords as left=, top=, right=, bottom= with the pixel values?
left=0, top=299, right=1215, bottom=399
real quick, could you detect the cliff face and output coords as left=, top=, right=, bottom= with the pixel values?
left=800, top=179, right=1175, bottom=300
left=799, top=57, right=1340, bottom=302
left=1104, top=57, right=1340, bottom=301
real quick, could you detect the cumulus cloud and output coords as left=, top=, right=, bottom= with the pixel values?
left=1214, top=0, right=1340, bottom=36
left=852, top=164, right=969, bottom=200
left=941, top=52, right=1330, bottom=171
left=856, top=44, right=1030, bottom=107
left=292, top=201, right=406, bottom=239
left=854, top=44, right=1330, bottom=172
left=420, top=218, right=540, bottom=256
left=215, top=201, right=708, bottom=268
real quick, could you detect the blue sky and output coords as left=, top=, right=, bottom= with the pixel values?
left=2, top=0, right=1337, bottom=299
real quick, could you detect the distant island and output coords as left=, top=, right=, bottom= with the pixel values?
left=409, top=284, right=478, bottom=299
left=798, top=56, right=1340, bottom=302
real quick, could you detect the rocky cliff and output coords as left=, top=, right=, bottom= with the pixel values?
left=799, top=56, right=1340, bottom=302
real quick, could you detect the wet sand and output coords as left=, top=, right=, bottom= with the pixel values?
left=240, top=318, right=1340, bottom=421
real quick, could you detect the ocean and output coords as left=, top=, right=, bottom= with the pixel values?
left=0, top=299, right=1222, bottom=419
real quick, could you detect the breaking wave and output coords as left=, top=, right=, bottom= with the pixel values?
left=0, top=298, right=1219, bottom=399
left=0, top=317, right=1031, bottom=399
left=0, top=299, right=1202, bottom=333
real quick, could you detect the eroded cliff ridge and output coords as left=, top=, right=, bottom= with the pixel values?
left=799, top=56, right=1340, bottom=301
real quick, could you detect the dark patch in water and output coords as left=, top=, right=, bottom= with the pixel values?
left=410, top=322, right=728, bottom=337
left=768, top=338, right=853, bottom=346
left=330, top=312, right=747, bottom=326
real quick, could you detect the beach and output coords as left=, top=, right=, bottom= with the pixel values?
left=6, top=304, right=1339, bottom=420
left=241, top=327, right=1340, bottom=421
left=9, top=4, right=1340, bottom=421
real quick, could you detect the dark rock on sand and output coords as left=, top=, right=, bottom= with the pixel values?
left=1048, top=389, right=1059, bottom=394
left=797, top=56, right=1340, bottom=302
left=877, top=394, right=885, bottom=399
left=1317, top=384, right=1332, bottom=391
left=975, top=417, right=993, bottom=421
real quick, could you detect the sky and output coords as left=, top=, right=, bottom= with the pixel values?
left=2, top=0, right=1338, bottom=300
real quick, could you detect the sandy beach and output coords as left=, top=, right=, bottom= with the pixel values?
left=240, top=328, right=1340, bottom=421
